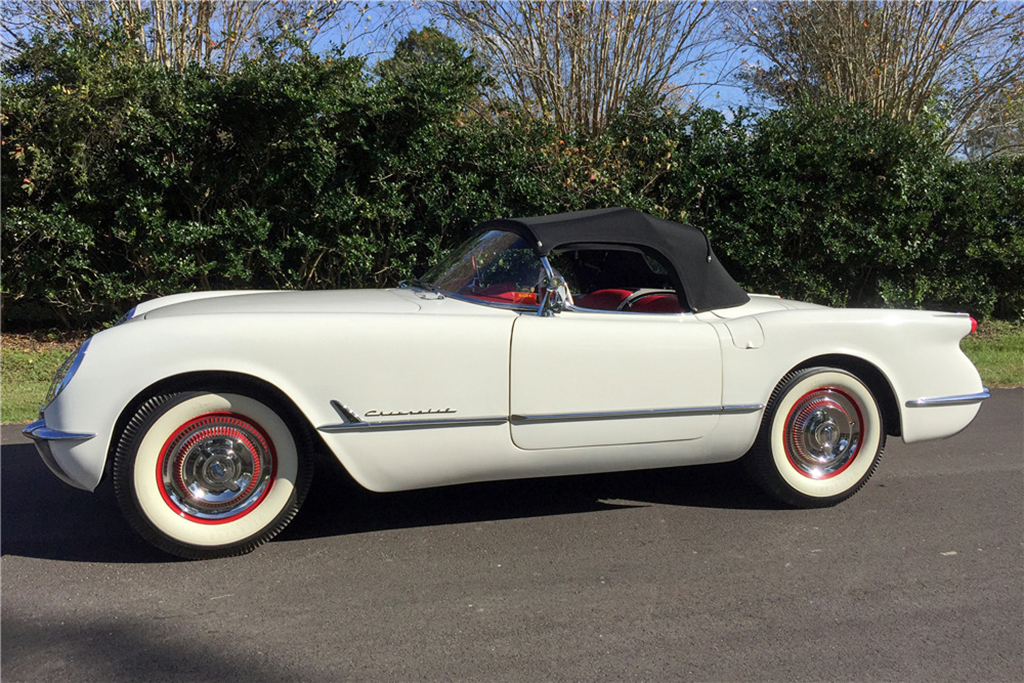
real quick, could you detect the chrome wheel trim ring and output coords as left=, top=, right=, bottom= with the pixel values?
left=783, top=387, right=862, bottom=480
left=158, top=413, right=276, bottom=522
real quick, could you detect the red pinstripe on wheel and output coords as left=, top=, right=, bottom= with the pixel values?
left=156, top=412, right=277, bottom=525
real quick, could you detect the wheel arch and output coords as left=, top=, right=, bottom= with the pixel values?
left=790, top=354, right=902, bottom=438
left=106, top=371, right=331, bottom=479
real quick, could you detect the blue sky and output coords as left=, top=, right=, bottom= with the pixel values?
left=310, top=2, right=758, bottom=115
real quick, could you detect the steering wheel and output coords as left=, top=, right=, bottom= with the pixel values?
left=617, top=289, right=677, bottom=311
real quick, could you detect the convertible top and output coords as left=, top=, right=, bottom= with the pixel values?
left=475, top=207, right=749, bottom=312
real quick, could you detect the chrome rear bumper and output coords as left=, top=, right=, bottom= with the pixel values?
left=905, top=388, right=991, bottom=408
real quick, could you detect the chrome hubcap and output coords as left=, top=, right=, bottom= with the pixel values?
left=784, top=388, right=862, bottom=479
left=160, top=414, right=274, bottom=521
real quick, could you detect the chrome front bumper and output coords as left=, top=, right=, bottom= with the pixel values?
left=22, top=419, right=97, bottom=489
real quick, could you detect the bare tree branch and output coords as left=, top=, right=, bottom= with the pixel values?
left=433, top=1, right=721, bottom=134
left=724, top=0, right=1024, bottom=156
left=2, top=1, right=415, bottom=71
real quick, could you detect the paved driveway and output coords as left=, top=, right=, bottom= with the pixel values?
left=2, top=390, right=1021, bottom=681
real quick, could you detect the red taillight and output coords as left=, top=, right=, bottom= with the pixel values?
left=969, top=317, right=978, bottom=334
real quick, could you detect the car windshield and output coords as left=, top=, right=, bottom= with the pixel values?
left=420, top=230, right=545, bottom=306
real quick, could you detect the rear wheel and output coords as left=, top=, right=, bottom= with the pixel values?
left=112, top=391, right=313, bottom=559
left=743, top=368, right=885, bottom=508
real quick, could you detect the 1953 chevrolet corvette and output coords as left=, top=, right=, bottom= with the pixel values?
left=25, top=207, right=989, bottom=558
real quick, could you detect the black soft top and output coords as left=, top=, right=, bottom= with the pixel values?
left=475, top=207, right=749, bottom=312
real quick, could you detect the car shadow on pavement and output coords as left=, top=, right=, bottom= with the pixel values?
left=1, top=442, right=173, bottom=563
left=2, top=439, right=776, bottom=563
left=280, top=455, right=778, bottom=543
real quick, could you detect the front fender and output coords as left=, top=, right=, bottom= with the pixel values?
left=42, top=308, right=515, bottom=491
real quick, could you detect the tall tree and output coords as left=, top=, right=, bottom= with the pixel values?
left=1, top=1, right=409, bottom=72
left=962, top=80, right=1023, bottom=159
left=725, top=0, right=1024, bottom=156
left=433, top=1, right=720, bottom=135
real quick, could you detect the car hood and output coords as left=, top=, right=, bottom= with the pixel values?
left=140, top=289, right=421, bottom=319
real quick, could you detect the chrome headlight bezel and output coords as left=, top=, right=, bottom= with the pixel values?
left=114, top=306, right=137, bottom=326
left=44, top=338, right=90, bottom=408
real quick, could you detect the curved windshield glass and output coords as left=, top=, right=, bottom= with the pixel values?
left=422, top=230, right=544, bottom=306
left=417, top=229, right=685, bottom=313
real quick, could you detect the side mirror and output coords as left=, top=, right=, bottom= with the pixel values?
left=538, top=273, right=568, bottom=317
left=537, top=255, right=573, bottom=317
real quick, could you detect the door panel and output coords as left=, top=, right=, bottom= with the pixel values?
left=510, top=311, right=722, bottom=450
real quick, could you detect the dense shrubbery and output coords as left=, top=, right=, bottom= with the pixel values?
left=2, top=26, right=1021, bottom=328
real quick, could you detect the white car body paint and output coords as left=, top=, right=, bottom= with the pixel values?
left=37, top=286, right=982, bottom=494
left=26, top=208, right=989, bottom=559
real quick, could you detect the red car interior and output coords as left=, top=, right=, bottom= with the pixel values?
left=626, top=293, right=684, bottom=313
left=574, top=288, right=633, bottom=311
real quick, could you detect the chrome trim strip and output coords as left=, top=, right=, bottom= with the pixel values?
left=330, top=400, right=362, bottom=423
left=563, top=304, right=692, bottom=317
left=443, top=291, right=539, bottom=312
left=722, top=404, right=766, bottom=414
left=22, top=420, right=96, bottom=442
left=510, top=404, right=763, bottom=425
left=905, top=388, right=990, bottom=408
left=318, top=416, right=508, bottom=433
left=320, top=403, right=765, bottom=432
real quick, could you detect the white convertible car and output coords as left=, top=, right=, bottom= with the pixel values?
left=26, top=207, right=989, bottom=559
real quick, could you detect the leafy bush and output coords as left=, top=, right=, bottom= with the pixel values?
left=2, top=27, right=1020, bottom=328
left=707, top=104, right=1022, bottom=318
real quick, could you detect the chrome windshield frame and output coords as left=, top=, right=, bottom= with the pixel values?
left=439, top=291, right=541, bottom=313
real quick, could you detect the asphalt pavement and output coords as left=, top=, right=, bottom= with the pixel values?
left=2, top=389, right=1022, bottom=682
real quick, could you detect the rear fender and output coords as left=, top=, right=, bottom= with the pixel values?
left=712, top=309, right=983, bottom=444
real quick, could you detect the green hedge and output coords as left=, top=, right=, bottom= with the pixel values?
left=3, top=27, right=1022, bottom=328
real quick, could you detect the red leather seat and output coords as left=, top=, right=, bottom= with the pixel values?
left=627, top=294, right=684, bottom=313
left=575, top=289, right=632, bottom=311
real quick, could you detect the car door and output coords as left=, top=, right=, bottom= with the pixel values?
left=509, top=309, right=723, bottom=450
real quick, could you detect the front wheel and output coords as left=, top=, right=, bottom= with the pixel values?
left=112, top=391, right=313, bottom=559
left=743, top=368, right=885, bottom=508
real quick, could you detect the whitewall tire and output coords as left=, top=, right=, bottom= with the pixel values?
left=743, top=368, right=885, bottom=508
left=112, top=391, right=313, bottom=559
